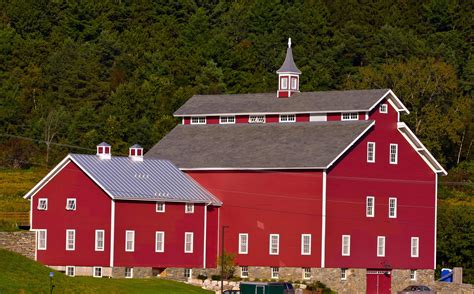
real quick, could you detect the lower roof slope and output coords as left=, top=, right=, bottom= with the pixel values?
left=146, top=121, right=374, bottom=169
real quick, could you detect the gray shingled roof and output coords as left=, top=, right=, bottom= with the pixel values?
left=69, top=154, right=221, bottom=204
left=276, top=45, right=301, bottom=74
left=174, top=89, right=390, bottom=116
left=146, top=121, right=374, bottom=169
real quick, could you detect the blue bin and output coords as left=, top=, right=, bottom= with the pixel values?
left=440, top=268, right=453, bottom=282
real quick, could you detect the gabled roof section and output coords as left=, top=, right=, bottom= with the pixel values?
left=397, top=122, right=447, bottom=175
left=24, top=154, right=221, bottom=205
left=174, top=89, right=408, bottom=116
left=146, top=121, right=374, bottom=170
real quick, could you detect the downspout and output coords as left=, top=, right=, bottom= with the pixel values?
left=203, top=202, right=211, bottom=269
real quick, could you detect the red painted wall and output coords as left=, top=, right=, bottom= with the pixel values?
left=183, top=117, right=190, bottom=124
left=187, top=171, right=323, bottom=268
left=325, top=99, right=436, bottom=269
left=236, top=115, right=249, bottom=124
left=266, top=115, right=279, bottom=123
left=207, top=116, right=220, bottom=124
left=296, top=114, right=310, bottom=122
left=32, top=161, right=111, bottom=266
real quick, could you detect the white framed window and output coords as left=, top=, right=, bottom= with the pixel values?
left=303, top=267, right=311, bottom=280
left=66, top=229, right=75, bottom=251
left=389, top=198, right=397, bottom=218
left=291, top=77, right=298, bottom=90
left=155, top=231, right=165, bottom=252
left=342, top=235, right=351, bottom=256
left=185, top=232, right=193, bottom=253
left=366, top=196, right=375, bottom=217
left=184, top=268, right=192, bottom=278
left=281, top=77, right=288, bottom=90
left=248, top=115, right=265, bottom=124
left=241, top=266, right=249, bottom=278
left=220, top=116, right=236, bottom=124
left=411, top=237, right=419, bottom=257
left=125, top=267, right=133, bottom=278
left=410, top=270, right=417, bottom=280
left=279, top=114, right=296, bottom=123
left=185, top=203, right=194, bottom=213
left=125, top=230, right=135, bottom=252
left=66, top=198, right=76, bottom=211
left=342, top=113, right=359, bottom=121
left=95, top=230, right=104, bottom=251
left=301, top=234, right=311, bottom=255
left=377, top=236, right=386, bottom=257
left=380, top=104, right=388, bottom=113
left=341, top=268, right=347, bottom=280
left=93, top=266, right=102, bottom=278
left=239, top=233, right=248, bottom=254
left=390, top=144, right=398, bottom=164
left=271, top=267, right=279, bottom=279
left=37, top=230, right=47, bottom=250
left=66, top=266, right=75, bottom=277
left=37, top=198, right=48, bottom=210
left=269, top=234, right=279, bottom=255
left=156, top=202, right=165, bottom=212
left=367, top=142, right=376, bottom=163
left=190, top=117, right=206, bottom=124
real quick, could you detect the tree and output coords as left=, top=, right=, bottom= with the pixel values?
left=216, top=251, right=236, bottom=280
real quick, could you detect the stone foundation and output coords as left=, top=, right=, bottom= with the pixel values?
left=49, top=265, right=113, bottom=277
left=392, top=269, right=435, bottom=293
left=0, top=231, right=35, bottom=259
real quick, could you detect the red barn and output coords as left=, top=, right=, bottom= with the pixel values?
left=27, top=39, right=445, bottom=293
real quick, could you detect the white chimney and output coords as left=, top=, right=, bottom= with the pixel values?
left=129, top=144, right=144, bottom=162
left=96, top=142, right=111, bottom=160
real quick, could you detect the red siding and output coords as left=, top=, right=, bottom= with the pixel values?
left=296, top=114, right=309, bottom=122
left=207, top=116, right=220, bottom=124
left=236, top=115, right=249, bottom=124
left=187, top=171, right=323, bottom=267
left=325, top=100, right=436, bottom=269
left=32, top=162, right=111, bottom=266
left=266, top=115, right=279, bottom=123
left=327, top=113, right=340, bottom=121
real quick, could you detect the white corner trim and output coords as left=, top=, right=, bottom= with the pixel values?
left=24, top=156, right=72, bottom=199
left=109, top=200, right=115, bottom=267
left=321, top=171, right=327, bottom=268
left=434, top=173, right=438, bottom=269
left=203, top=204, right=208, bottom=268
left=367, top=89, right=410, bottom=114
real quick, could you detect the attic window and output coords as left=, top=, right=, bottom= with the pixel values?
left=249, top=115, right=265, bottom=124
left=380, top=104, right=388, bottom=113
left=38, top=198, right=48, bottom=210
left=191, top=117, right=206, bottom=125
left=341, top=113, right=359, bottom=121
left=66, top=198, right=76, bottom=211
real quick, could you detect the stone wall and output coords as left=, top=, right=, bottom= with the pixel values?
left=0, top=231, right=35, bottom=259
left=433, top=282, right=473, bottom=294
left=391, top=269, right=435, bottom=293
left=112, top=267, right=153, bottom=278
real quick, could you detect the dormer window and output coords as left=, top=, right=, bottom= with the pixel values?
left=380, top=104, right=388, bottom=113
left=191, top=117, right=206, bottom=125
left=66, top=198, right=76, bottom=211
left=341, top=113, right=359, bottom=121
left=129, top=144, right=144, bottom=162
left=96, top=142, right=111, bottom=159
left=279, top=114, right=296, bottom=123
left=249, top=115, right=265, bottom=124
left=38, top=198, right=48, bottom=210
left=220, top=116, right=235, bottom=124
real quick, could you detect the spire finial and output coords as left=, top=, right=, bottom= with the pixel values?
left=288, top=38, right=292, bottom=48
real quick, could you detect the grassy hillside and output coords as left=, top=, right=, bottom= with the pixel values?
left=0, top=249, right=211, bottom=294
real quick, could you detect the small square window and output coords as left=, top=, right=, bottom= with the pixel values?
left=410, top=270, right=417, bottom=280
left=38, top=198, right=48, bottom=210
left=380, top=104, right=388, bottom=113
left=93, top=267, right=102, bottom=278
left=184, top=268, right=192, bottom=278
left=241, top=266, right=249, bottom=278
left=66, top=266, right=75, bottom=277
left=66, top=198, right=76, bottom=211
left=249, top=115, right=265, bottom=124
left=156, top=202, right=165, bottom=212
left=271, top=267, right=279, bottom=279
left=341, top=268, right=347, bottom=280
left=185, top=203, right=194, bottom=213
left=125, top=267, right=133, bottom=278
left=303, top=268, right=311, bottom=280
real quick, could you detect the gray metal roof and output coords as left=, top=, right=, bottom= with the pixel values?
left=69, top=154, right=221, bottom=204
left=146, top=121, right=374, bottom=169
left=174, top=89, right=390, bottom=116
left=276, top=44, right=301, bottom=74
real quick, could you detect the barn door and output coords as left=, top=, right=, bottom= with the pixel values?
left=366, top=270, right=391, bottom=294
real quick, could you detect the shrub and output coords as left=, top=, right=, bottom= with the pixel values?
left=197, top=274, right=207, bottom=281
left=211, top=275, right=221, bottom=281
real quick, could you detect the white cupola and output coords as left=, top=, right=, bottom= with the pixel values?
left=96, top=142, right=111, bottom=160
left=276, top=38, right=301, bottom=98
left=129, top=144, right=144, bottom=162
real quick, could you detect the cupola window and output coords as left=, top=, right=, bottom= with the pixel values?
left=129, top=144, right=144, bottom=162
left=96, top=142, right=111, bottom=159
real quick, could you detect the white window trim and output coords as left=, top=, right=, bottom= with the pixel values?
left=240, top=266, right=249, bottom=278
left=155, top=231, right=165, bottom=253
left=156, top=202, right=165, bottom=213
left=377, top=236, right=386, bottom=257
left=219, top=116, right=236, bottom=124
left=366, top=196, right=375, bottom=217
left=301, top=234, right=311, bottom=255
left=410, top=270, right=417, bottom=281
left=185, top=203, right=194, bottom=213
left=66, top=198, right=76, bottom=211
left=411, top=237, right=419, bottom=258
left=281, top=77, right=288, bottom=90
left=190, top=117, right=206, bottom=125
left=342, top=235, right=351, bottom=256
left=271, top=267, right=279, bottom=279
left=367, top=142, right=376, bottom=163
left=66, top=229, right=75, bottom=251
left=93, top=266, right=103, bottom=278
left=125, top=267, right=134, bottom=278
left=248, top=115, right=265, bottom=124
left=390, top=144, right=398, bottom=164
left=184, top=268, right=192, bottom=278
left=291, top=76, right=298, bottom=90
left=37, top=230, right=47, bottom=250
left=279, top=114, right=296, bottom=123
left=269, top=234, right=279, bottom=255
left=303, top=267, right=311, bottom=280
left=341, top=268, right=347, bottom=280
left=341, top=112, right=359, bottom=121
left=125, top=230, right=135, bottom=252
left=380, top=103, right=388, bottom=113
left=95, top=230, right=105, bottom=251
left=184, top=232, right=194, bottom=253
left=37, top=198, right=48, bottom=210
left=66, top=265, right=75, bottom=277
left=239, top=233, right=248, bottom=254
left=389, top=197, right=397, bottom=218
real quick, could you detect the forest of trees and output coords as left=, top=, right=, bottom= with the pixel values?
left=0, top=0, right=472, bottom=282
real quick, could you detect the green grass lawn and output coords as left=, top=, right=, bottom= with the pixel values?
left=0, top=249, right=211, bottom=293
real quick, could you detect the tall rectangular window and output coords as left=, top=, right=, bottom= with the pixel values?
left=366, top=196, right=375, bottom=217
left=37, top=230, right=47, bottom=250
left=342, top=113, right=359, bottom=121
left=291, top=77, right=298, bottom=90
left=125, top=230, right=135, bottom=252
left=301, top=234, right=311, bottom=255
left=341, top=268, right=347, bottom=280
left=410, top=270, right=417, bottom=280
left=377, top=236, right=386, bottom=257
left=281, top=77, right=288, bottom=89
left=389, top=198, right=397, bottom=218
left=367, top=142, right=376, bottom=163
left=185, top=203, right=194, bottom=213
left=248, top=115, right=265, bottom=124
left=95, top=230, right=104, bottom=251
left=279, top=114, right=296, bottom=123
left=390, top=144, right=398, bottom=164
left=239, top=233, right=248, bottom=254
left=66, top=229, right=75, bottom=251
left=190, top=117, right=206, bottom=124
left=156, top=202, right=165, bottom=212
left=271, top=267, right=279, bottom=279
left=155, top=231, right=165, bottom=252
left=303, top=268, right=311, bottom=280
left=185, top=232, right=193, bottom=253
left=220, top=116, right=236, bottom=124
left=269, top=234, right=279, bottom=255
left=38, top=198, right=48, bottom=210
left=66, top=198, right=76, bottom=210
left=241, top=266, right=249, bottom=278
left=342, top=235, right=351, bottom=256
left=411, top=237, right=419, bottom=257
